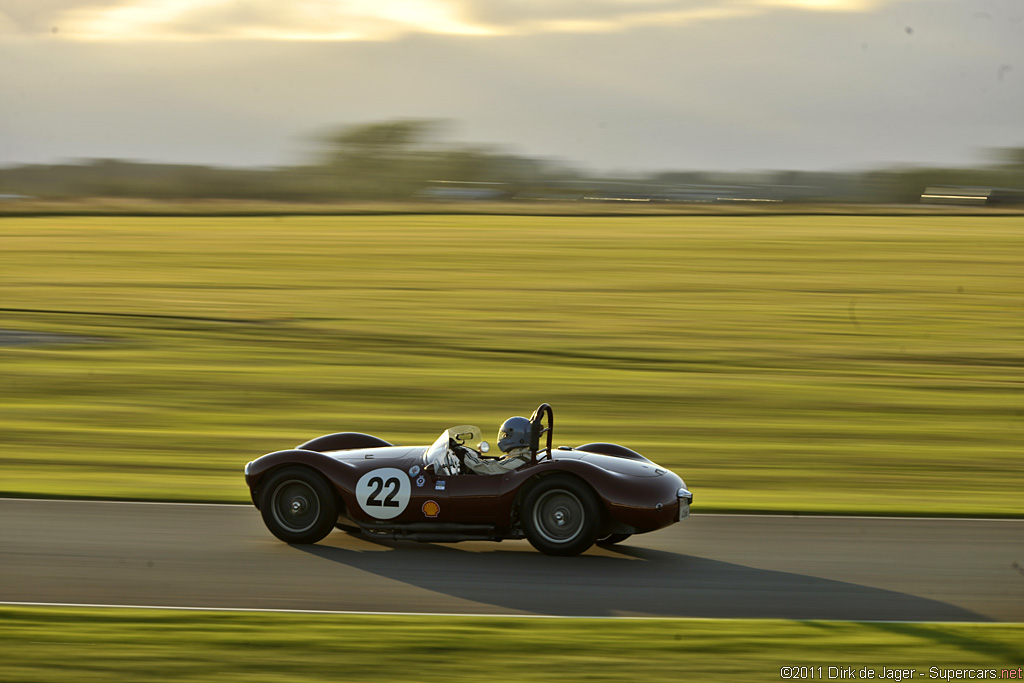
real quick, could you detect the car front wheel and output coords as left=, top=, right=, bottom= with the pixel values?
left=260, top=467, right=337, bottom=544
left=522, top=476, right=600, bottom=556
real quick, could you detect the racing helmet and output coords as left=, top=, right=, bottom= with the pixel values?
left=497, top=416, right=531, bottom=453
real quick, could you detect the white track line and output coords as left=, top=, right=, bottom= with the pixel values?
left=0, top=497, right=248, bottom=507
left=695, top=513, right=1024, bottom=522
left=1, top=498, right=1020, bottom=522
left=0, top=601, right=1007, bottom=625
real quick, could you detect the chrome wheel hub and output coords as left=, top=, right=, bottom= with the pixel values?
left=533, top=490, right=584, bottom=544
left=271, top=480, right=320, bottom=533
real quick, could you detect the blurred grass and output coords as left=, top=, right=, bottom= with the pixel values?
left=1, top=607, right=1022, bottom=682
left=4, top=197, right=1023, bottom=217
left=0, top=215, right=1021, bottom=514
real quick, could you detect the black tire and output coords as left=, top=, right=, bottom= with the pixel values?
left=521, top=475, right=600, bottom=556
left=259, top=466, right=337, bottom=544
left=597, top=533, right=632, bottom=545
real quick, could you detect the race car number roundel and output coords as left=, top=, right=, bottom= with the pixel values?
left=355, top=468, right=411, bottom=520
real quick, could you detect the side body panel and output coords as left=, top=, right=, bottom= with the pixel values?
left=245, top=442, right=687, bottom=537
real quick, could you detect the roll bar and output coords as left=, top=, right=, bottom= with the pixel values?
left=529, top=403, right=554, bottom=462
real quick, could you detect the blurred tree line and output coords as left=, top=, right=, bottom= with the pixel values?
left=0, top=120, right=565, bottom=202
left=1, top=119, right=1022, bottom=204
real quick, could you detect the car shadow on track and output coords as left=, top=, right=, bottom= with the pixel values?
left=292, top=536, right=987, bottom=622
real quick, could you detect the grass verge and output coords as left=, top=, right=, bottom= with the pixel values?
left=1, top=215, right=1021, bottom=515
left=1, top=607, right=1022, bottom=682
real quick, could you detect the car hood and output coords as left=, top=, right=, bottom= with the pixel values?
left=323, top=445, right=426, bottom=464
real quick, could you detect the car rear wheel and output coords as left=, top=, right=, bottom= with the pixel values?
left=522, top=476, right=600, bottom=556
left=260, top=467, right=337, bottom=544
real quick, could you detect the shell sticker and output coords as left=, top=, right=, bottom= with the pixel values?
left=422, top=500, right=441, bottom=518
left=355, top=468, right=411, bottom=520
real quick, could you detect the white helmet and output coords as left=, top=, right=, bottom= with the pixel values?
left=497, top=416, right=531, bottom=453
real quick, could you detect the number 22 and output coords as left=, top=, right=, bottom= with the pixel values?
left=366, top=476, right=400, bottom=507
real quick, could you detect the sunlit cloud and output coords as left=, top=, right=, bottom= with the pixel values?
left=23, top=0, right=913, bottom=41
left=492, top=5, right=765, bottom=35
left=754, top=0, right=887, bottom=11
left=56, top=0, right=496, bottom=41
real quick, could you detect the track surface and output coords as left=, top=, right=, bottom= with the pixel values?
left=2, top=499, right=1021, bottom=621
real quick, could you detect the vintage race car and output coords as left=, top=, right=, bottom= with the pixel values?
left=244, top=404, right=692, bottom=556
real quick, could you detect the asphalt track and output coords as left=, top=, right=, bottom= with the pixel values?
left=1, top=499, right=1021, bottom=622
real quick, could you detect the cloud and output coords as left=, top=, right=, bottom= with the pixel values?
left=26, top=0, right=494, bottom=41
left=1, top=0, right=1017, bottom=170
left=453, top=0, right=887, bottom=34
left=8, top=0, right=921, bottom=41
left=459, top=0, right=766, bottom=34
left=0, top=0, right=115, bottom=33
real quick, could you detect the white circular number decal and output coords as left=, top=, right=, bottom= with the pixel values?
left=355, top=468, right=411, bottom=520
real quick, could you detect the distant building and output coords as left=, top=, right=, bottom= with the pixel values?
left=414, top=181, right=510, bottom=201
left=921, top=186, right=1024, bottom=205
left=513, top=180, right=821, bottom=203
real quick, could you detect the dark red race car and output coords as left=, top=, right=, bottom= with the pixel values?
left=244, top=404, right=692, bottom=556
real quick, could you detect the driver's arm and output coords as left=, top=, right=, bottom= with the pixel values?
left=460, top=446, right=530, bottom=475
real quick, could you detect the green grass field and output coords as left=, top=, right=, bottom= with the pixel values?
left=1, top=215, right=1021, bottom=514
left=1, top=607, right=1021, bottom=682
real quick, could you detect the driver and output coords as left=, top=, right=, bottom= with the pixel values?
left=458, top=416, right=533, bottom=475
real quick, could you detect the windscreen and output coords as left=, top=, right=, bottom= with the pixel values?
left=422, top=425, right=484, bottom=474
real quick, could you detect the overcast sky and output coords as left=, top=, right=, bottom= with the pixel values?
left=1, top=0, right=1021, bottom=172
